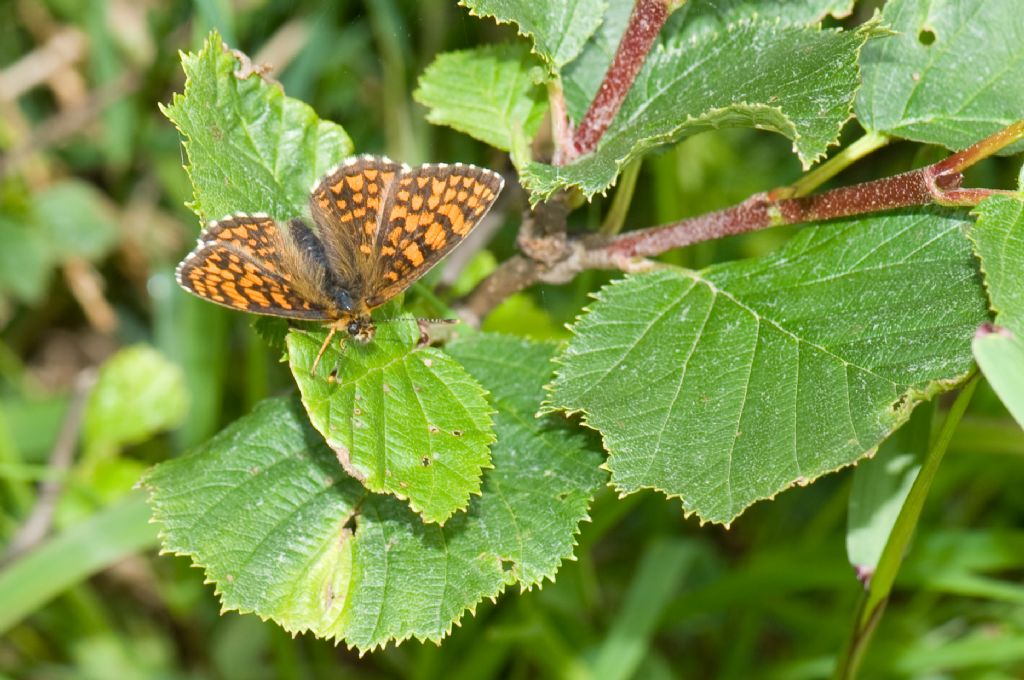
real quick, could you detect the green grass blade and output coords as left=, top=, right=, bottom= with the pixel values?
left=0, top=492, right=157, bottom=635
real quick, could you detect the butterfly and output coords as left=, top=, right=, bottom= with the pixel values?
left=175, top=155, right=504, bottom=369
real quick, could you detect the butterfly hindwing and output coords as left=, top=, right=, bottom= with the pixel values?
left=176, top=214, right=329, bottom=320
left=309, top=156, right=405, bottom=296
left=365, top=162, right=503, bottom=308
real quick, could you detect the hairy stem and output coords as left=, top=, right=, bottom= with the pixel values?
left=460, top=121, right=1024, bottom=321
left=570, top=0, right=669, bottom=159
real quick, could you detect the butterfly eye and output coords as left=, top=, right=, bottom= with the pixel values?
left=347, top=321, right=361, bottom=336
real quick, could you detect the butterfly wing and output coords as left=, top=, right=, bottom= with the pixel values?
left=365, top=162, right=503, bottom=308
left=309, top=155, right=405, bottom=297
left=176, top=213, right=330, bottom=320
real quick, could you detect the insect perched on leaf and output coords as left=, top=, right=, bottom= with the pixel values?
left=175, top=155, right=504, bottom=370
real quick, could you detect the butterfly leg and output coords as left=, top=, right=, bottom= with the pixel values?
left=311, top=326, right=337, bottom=375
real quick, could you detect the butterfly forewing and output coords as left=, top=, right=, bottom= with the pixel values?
left=365, top=163, right=503, bottom=308
left=176, top=214, right=329, bottom=320
left=309, top=156, right=405, bottom=293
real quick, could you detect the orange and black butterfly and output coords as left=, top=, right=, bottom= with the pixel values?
left=175, top=156, right=503, bottom=368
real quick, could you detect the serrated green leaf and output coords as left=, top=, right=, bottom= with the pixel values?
left=972, top=196, right=1024, bottom=334
left=846, top=402, right=931, bottom=579
left=857, top=0, right=1024, bottom=152
left=524, top=20, right=874, bottom=202
left=674, top=0, right=855, bottom=35
left=144, top=336, right=604, bottom=651
left=287, top=319, right=495, bottom=525
left=547, top=210, right=989, bottom=524
left=971, top=196, right=1024, bottom=429
left=563, top=0, right=856, bottom=121
left=161, top=30, right=353, bottom=223
left=414, top=43, right=547, bottom=153
left=973, top=331, right=1024, bottom=431
left=460, top=0, right=606, bottom=72
left=83, top=345, right=189, bottom=459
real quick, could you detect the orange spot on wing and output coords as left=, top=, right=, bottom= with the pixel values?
left=249, top=290, right=270, bottom=306
left=416, top=176, right=429, bottom=188
left=271, top=292, right=293, bottom=309
left=424, top=223, right=446, bottom=250
left=403, top=242, right=424, bottom=267
left=438, top=203, right=468, bottom=235
left=345, top=174, right=364, bottom=192
left=365, top=169, right=379, bottom=180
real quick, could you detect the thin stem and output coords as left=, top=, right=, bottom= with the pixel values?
left=548, top=79, right=574, bottom=166
left=570, top=0, right=669, bottom=158
left=4, top=369, right=97, bottom=563
left=780, top=131, right=891, bottom=200
left=934, top=120, right=1024, bottom=176
left=833, top=376, right=979, bottom=680
left=599, top=158, right=642, bottom=236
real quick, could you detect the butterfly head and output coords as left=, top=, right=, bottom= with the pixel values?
left=345, top=317, right=376, bottom=344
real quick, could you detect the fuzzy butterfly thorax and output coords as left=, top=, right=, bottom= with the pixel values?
left=175, top=155, right=504, bottom=357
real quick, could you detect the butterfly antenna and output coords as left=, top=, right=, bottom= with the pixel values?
left=375, top=316, right=460, bottom=347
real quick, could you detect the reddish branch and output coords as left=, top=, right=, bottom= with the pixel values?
left=459, top=121, right=1024, bottom=322
left=567, top=0, right=670, bottom=160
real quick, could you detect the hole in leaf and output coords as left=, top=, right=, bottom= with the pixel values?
left=452, top=430, right=463, bottom=437
left=421, top=456, right=431, bottom=467
left=918, top=29, right=936, bottom=45
left=557, top=492, right=570, bottom=501
left=500, top=558, right=514, bottom=573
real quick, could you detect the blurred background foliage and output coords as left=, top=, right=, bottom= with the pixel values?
left=1, top=0, right=1023, bottom=678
